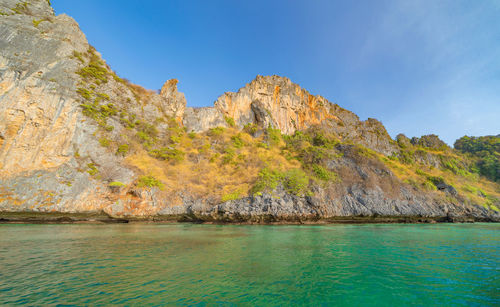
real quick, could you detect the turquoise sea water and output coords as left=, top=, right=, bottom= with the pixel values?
left=0, top=223, right=498, bottom=306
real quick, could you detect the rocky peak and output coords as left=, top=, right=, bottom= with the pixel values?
left=396, top=134, right=412, bottom=148
left=0, top=0, right=54, bottom=18
left=182, top=74, right=397, bottom=155
left=155, top=79, right=186, bottom=120
left=410, top=134, right=449, bottom=150
left=160, top=79, right=179, bottom=96
left=213, top=74, right=332, bottom=134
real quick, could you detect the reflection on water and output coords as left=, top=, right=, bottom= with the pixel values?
left=0, top=224, right=499, bottom=305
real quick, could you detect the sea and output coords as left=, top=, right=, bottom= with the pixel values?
left=0, top=223, right=498, bottom=306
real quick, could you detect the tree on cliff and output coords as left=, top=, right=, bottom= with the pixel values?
left=454, top=135, right=500, bottom=182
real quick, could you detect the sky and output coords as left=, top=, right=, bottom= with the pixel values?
left=51, top=0, right=500, bottom=145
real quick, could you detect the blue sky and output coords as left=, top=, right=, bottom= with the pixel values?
left=52, top=0, right=500, bottom=144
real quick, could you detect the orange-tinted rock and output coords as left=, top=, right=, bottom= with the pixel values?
left=183, top=75, right=397, bottom=155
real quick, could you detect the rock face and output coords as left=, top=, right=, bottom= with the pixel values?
left=0, top=0, right=85, bottom=176
left=158, top=79, right=186, bottom=121
left=0, top=0, right=498, bottom=223
left=411, top=134, right=448, bottom=150
left=0, top=0, right=142, bottom=214
left=153, top=145, right=495, bottom=223
left=183, top=75, right=397, bottom=156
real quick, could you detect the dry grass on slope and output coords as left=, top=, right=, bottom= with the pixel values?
left=378, top=148, right=500, bottom=211
left=125, top=126, right=301, bottom=202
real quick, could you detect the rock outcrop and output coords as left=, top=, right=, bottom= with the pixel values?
left=0, top=0, right=85, bottom=176
left=0, top=0, right=498, bottom=223
left=183, top=75, right=397, bottom=156
left=0, top=0, right=133, bottom=213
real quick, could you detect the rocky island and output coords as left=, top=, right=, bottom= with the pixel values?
left=0, top=0, right=499, bottom=223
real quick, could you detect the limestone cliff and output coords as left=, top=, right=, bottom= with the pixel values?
left=183, top=75, right=397, bottom=156
left=0, top=0, right=498, bottom=223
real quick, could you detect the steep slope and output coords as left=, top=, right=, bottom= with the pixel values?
left=0, top=0, right=498, bottom=222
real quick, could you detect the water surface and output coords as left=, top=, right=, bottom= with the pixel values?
left=0, top=223, right=498, bottom=305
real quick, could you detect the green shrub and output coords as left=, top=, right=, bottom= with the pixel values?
left=222, top=147, right=236, bottom=164
left=121, top=114, right=137, bottom=129
left=283, top=168, right=310, bottom=196
left=99, top=103, right=117, bottom=117
left=441, top=157, right=470, bottom=177
left=80, top=100, right=117, bottom=127
left=77, top=64, right=108, bottom=84
left=76, top=49, right=109, bottom=84
left=224, top=116, right=236, bottom=127
left=356, top=145, right=377, bottom=158
left=80, top=102, right=99, bottom=119
left=96, top=92, right=110, bottom=101
left=11, top=1, right=28, bottom=14
left=388, top=153, right=398, bottom=161
left=427, top=175, right=445, bottom=186
left=303, top=146, right=331, bottom=164
left=99, top=138, right=111, bottom=147
left=221, top=191, right=241, bottom=202
left=150, top=147, right=185, bottom=162
left=312, top=164, right=337, bottom=181
left=138, top=122, right=158, bottom=138
left=188, top=132, right=197, bottom=139
left=231, top=134, right=244, bottom=148
left=256, top=142, right=269, bottom=149
left=32, top=18, right=45, bottom=27
left=267, top=127, right=281, bottom=146
left=136, top=131, right=154, bottom=146
left=415, top=169, right=429, bottom=177
left=477, top=155, right=499, bottom=182
left=112, top=73, right=125, bottom=84
left=165, top=117, right=185, bottom=135
left=170, top=135, right=180, bottom=144
left=251, top=167, right=283, bottom=195
left=312, top=132, right=338, bottom=149
left=394, top=150, right=415, bottom=164
left=87, top=163, right=98, bottom=176
left=137, top=176, right=164, bottom=190
left=243, top=123, right=258, bottom=135
left=284, top=130, right=312, bottom=151
left=77, top=87, right=92, bottom=100
left=422, top=180, right=437, bottom=191
left=199, top=143, right=211, bottom=153
left=209, top=153, right=220, bottom=163
left=209, top=127, right=225, bottom=136
left=116, top=144, right=129, bottom=155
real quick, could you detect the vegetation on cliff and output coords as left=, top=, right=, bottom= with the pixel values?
left=0, top=0, right=498, bottom=220
left=69, top=42, right=499, bottom=215
left=454, top=135, right=500, bottom=182
left=384, top=134, right=500, bottom=211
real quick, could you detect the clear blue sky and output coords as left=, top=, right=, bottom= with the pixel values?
left=52, top=0, right=500, bottom=144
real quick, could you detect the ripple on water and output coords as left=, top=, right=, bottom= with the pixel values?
left=0, top=223, right=498, bottom=305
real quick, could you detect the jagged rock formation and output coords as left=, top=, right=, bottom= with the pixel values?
left=183, top=75, right=397, bottom=156
left=0, top=0, right=498, bottom=223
